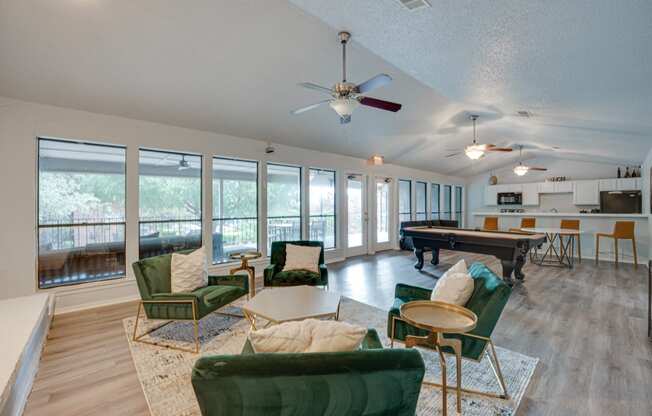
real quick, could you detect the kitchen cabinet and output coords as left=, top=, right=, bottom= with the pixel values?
left=617, top=177, right=641, bottom=191
left=573, top=180, right=600, bottom=205
left=522, top=182, right=540, bottom=206
left=484, top=185, right=498, bottom=206
left=554, top=181, right=573, bottom=193
left=538, top=182, right=555, bottom=193
left=599, top=179, right=618, bottom=191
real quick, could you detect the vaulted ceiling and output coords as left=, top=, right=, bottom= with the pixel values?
left=0, top=0, right=650, bottom=176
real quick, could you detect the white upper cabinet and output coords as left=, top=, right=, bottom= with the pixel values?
left=573, top=180, right=600, bottom=205
left=554, top=181, right=573, bottom=193
left=485, top=185, right=498, bottom=206
left=616, top=177, right=641, bottom=190
left=599, top=179, right=618, bottom=191
left=522, top=182, right=540, bottom=206
left=537, top=182, right=555, bottom=193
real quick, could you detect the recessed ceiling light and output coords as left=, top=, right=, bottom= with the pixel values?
left=397, top=0, right=431, bottom=11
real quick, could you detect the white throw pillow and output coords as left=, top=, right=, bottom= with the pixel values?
left=171, top=247, right=208, bottom=293
left=282, top=244, right=321, bottom=273
left=430, top=259, right=474, bottom=306
left=248, top=319, right=367, bottom=354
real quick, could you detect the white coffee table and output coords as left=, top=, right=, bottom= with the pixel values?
left=241, top=285, right=341, bottom=330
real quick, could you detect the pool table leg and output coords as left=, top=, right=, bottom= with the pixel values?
left=414, top=247, right=424, bottom=270
left=430, top=248, right=440, bottom=266
left=500, top=260, right=515, bottom=286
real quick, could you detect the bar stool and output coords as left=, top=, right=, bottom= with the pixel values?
left=483, top=216, right=499, bottom=231
left=595, top=221, right=637, bottom=268
left=560, top=219, right=581, bottom=263
left=509, top=217, right=536, bottom=232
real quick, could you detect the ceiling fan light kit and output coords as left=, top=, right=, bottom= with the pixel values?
left=513, top=164, right=529, bottom=176
left=465, top=144, right=485, bottom=160
left=291, top=31, right=402, bottom=124
left=368, top=154, right=385, bottom=165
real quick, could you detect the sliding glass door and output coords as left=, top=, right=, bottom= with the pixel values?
left=346, top=174, right=367, bottom=256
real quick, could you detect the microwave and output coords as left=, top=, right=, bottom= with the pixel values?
left=497, top=192, right=522, bottom=205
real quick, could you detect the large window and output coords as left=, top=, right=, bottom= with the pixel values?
left=431, top=183, right=440, bottom=220
left=398, top=179, right=412, bottom=227
left=213, top=158, right=258, bottom=263
left=442, top=185, right=452, bottom=220
left=139, top=149, right=202, bottom=259
left=37, top=138, right=126, bottom=288
left=267, top=163, right=301, bottom=252
left=309, top=169, right=336, bottom=249
left=415, top=181, right=427, bottom=221
left=455, top=186, right=464, bottom=227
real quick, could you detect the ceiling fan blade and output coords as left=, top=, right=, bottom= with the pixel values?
left=487, top=147, right=513, bottom=152
left=290, top=99, right=331, bottom=115
left=340, top=115, right=351, bottom=124
left=445, top=152, right=462, bottom=158
left=529, top=167, right=548, bottom=171
left=356, top=74, right=392, bottom=94
left=359, top=96, right=402, bottom=112
left=298, top=82, right=333, bottom=95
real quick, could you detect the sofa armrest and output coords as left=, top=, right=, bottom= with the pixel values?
left=394, top=283, right=432, bottom=302
left=150, top=292, right=198, bottom=302
left=209, top=274, right=248, bottom=292
left=264, top=264, right=276, bottom=283
left=361, top=328, right=383, bottom=350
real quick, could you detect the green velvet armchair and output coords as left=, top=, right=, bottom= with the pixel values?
left=264, top=241, right=328, bottom=287
left=388, top=262, right=512, bottom=399
left=191, top=329, right=425, bottom=416
left=132, top=250, right=248, bottom=353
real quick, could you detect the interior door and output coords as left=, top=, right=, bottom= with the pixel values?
left=345, top=174, right=368, bottom=256
left=374, top=177, right=393, bottom=251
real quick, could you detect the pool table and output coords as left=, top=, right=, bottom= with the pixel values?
left=401, top=226, right=546, bottom=285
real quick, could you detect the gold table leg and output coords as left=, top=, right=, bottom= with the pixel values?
left=405, top=332, right=462, bottom=416
left=230, top=258, right=256, bottom=298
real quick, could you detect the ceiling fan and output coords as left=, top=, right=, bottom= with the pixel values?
left=291, top=31, right=402, bottom=124
left=513, top=145, right=547, bottom=176
left=445, top=115, right=513, bottom=160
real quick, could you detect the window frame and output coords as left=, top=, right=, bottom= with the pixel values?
left=431, top=183, right=440, bottom=220
left=212, top=156, right=259, bottom=264
left=36, top=137, right=127, bottom=289
left=398, top=179, right=412, bottom=226
left=442, top=184, right=452, bottom=220
left=415, top=181, right=427, bottom=221
left=309, top=168, right=337, bottom=250
left=138, top=148, right=203, bottom=259
left=266, top=162, right=303, bottom=252
left=455, top=185, right=464, bottom=227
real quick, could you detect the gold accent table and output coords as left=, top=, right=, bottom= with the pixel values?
left=241, top=285, right=341, bottom=330
left=392, top=300, right=477, bottom=416
left=229, top=251, right=262, bottom=298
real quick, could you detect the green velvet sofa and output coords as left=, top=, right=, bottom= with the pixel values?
left=191, top=329, right=425, bottom=416
left=264, top=241, right=328, bottom=287
left=388, top=262, right=512, bottom=399
left=131, top=249, right=248, bottom=353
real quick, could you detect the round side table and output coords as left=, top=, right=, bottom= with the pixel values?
left=228, top=251, right=262, bottom=298
left=393, top=300, right=477, bottom=416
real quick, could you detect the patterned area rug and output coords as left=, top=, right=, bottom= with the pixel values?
left=123, top=296, right=537, bottom=416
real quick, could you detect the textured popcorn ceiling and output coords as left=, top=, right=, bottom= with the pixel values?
left=289, top=0, right=652, bottom=173
left=0, top=0, right=650, bottom=176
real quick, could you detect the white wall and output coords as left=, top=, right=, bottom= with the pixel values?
left=0, top=97, right=465, bottom=311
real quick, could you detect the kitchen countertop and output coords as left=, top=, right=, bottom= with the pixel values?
left=473, top=212, right=648, bottom=219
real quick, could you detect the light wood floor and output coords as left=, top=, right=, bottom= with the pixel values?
left=24, top=250, right=652, bottom=416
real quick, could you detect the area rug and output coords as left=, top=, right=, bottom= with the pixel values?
left=123, top=296, right=538, bottom=416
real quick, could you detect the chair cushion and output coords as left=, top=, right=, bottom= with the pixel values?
left=272, top=270, right=321, bottom=285
left=202, top=285, right=245, bottom=306
left=248, top=319, right=367, bottom=354
left=137, top=253, right=173, bottom=295
left=282, top=244, right=321, bottom=273
left=430, top=259, right=474, bottom=306
left=171, top=247, right=208, bottom=293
